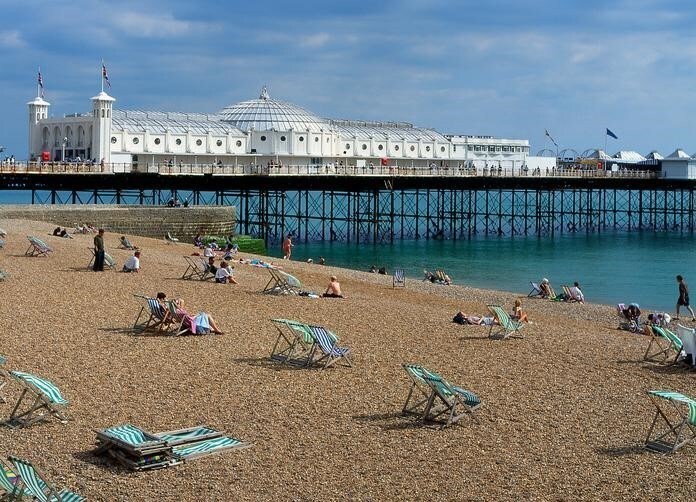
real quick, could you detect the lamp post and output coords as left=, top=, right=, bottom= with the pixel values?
left=61, top=137, right=67, bottom=162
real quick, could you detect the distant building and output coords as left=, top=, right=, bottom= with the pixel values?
left=28, top=85, right=531, bottom=172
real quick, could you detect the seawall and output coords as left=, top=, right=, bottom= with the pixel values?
left=0, top=205, right=236, bottom=240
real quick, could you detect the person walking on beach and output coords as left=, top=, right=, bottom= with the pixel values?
left=675, top=275, right=696, bottom=321
left=93, top=228, right=105, bottom=272
left=282, top=233, right=294, bottom=260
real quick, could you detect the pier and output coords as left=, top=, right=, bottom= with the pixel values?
left=1, top=162, right=694, bottom=244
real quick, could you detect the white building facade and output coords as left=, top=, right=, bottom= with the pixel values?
left=28, top=86, right=531, bottom=172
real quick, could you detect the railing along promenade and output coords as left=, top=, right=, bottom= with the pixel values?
left=0, top=161, right=660, bottom=180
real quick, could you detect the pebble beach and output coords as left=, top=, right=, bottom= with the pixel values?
left=0, top=218, right=695, bottom=501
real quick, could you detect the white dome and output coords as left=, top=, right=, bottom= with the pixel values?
left=218, top=86, right=330, bottom=133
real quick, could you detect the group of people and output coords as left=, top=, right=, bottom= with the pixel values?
left=155, top=292, right=224, bottom=335
left=538, top=278, right=584, bottom=302
left=91, top=228, right=140, bottom=273
left=454, top=299, right=529, bottom=326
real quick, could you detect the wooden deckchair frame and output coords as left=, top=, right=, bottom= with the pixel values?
left=269, top=319, right=316, bottom=367
left=181, top=256, right=213, bottom=281
left=262, top=268, right=301, bottom=295
left=401, top=364, right=439, bottom=420
left=645, top=326, right=683, bottom=365
left=4, top=373, right=68, bottom=428
left=645, top=391, right=696, bottom=453
left=487, top=304, right=524, bottom=340
left=87, top=247, right=117, bottom=271
left=132, top=295, right=169, bottom=334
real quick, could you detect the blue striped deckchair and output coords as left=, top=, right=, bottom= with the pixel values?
left=9, top=457, right=84, bottom=502
left=269, top=319, right=316, bottom=366
left=393, top=267, right=406, bottom=288
left=421, top=369, right=481, bottom=429
left=307, top=325, right=352, bottom=369
left=25, top=236, right=53, bottom=257
left=87, top=247, right=117, bottom=271
left=4, top=371, right=68, bottom=428
left=487, top=304, right=524, bottom=340
left=645, top=390, right=696, bottom=453
left=645, top=326, right=685, bottom=365
left=132, top=295, right=168, bottom=333
left=171, top=435, right=251, bottom=461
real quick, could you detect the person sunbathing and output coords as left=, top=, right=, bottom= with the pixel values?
left=454, top=311, right=497, bottom=325
left=323, top=275, right=344, bottom=298
left=511, top=299, right=529, bottom=323
left=157, top=293, right=224, bottom=335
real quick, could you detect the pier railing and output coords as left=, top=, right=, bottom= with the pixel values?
left=0, top=161, right=661, bottom=179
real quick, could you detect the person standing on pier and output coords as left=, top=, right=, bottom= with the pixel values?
left=282, top=233, right=294, bottom=260
left=93, top=229, right=105, bottom=272
left=675, top=275, right=696, bottom=321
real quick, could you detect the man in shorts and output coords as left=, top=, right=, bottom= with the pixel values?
left=675, top=275, right=696, bottom=321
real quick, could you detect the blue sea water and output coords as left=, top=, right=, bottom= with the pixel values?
left=1, top=190, right=693, bottom=312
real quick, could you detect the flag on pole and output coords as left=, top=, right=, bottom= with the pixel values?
left=102, top=62, right=111, bottom=89
left=37, top=70, right=44, bottom=98
left=606, top=128, right=618, bottom=139
left=544, top=129, right=558, bottom=148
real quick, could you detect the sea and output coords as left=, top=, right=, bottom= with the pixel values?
left=1, top=190, right=693, bottom=312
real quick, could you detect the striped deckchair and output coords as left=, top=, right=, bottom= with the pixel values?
left=676, top=324, right=696, bottom=369
left=181, top=256, right=213, bottom=281
left=132, top=295, right=168, bottom=333
left=9, top=457, right=84, bottom=502
left=645, top=326, right=684, bottom=365
left=0, top=457, right=29, bottom=499
left=487, top=304, right=524, bottom=340
left=393, top=267, right=406, bottom=288
left=25, top=236, right=53, bottom=257
left=0, top=355, right=7, bottom=404
left=422, top=370, right=481, bottom=429
left=87, top=247, right=117, bottom=271
left=269, top=319, right=316, bottom=367
left=262, top=268, right=302, bottom=295
left=307, top=325, right=352, bottom=369
left=155, top=425, right=223, bottom=446
left=94, top=424, right=172, bottom=471
left=402, top=364, right=439, bottom=419
left=171, top=435, right=251, bottom=460
left=645, top=390, right=696, bottom=453
left=4, top=371, right=68, bottom=428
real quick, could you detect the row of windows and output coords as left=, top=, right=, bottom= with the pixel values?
left=466, top=145, right=528, bottom=153
left=112, top=136, right=244, bottom=148
left=345, top=143, right=447, bottom=153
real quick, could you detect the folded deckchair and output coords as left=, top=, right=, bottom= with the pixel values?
left=393, top=267, right=406, bottom=288
left=645, top=390, right=696, bottom=453
left=262, top=268, right=302, bottom=295
left=269, top=319, right=316, bottom=367
left=676, top=324, right=696, bottom=369
left=132, top=295, right=169, bottom=334
left=307, top=325, right=352, bottom=369
left=165, top=232, right=180, bottom=244
left=487, top=304, right=524, bottom=340
left=645, top=325, right=684, bottom=365
left=9, top=456, right=84, bottom=502
left=181, top=256, right=213, bottom=281
left=25, top=236, right=53, bottom=257
left=4, top=371, right=68, bottom=428
left=87, top=247, right=117, bottom=271
left=401, top=364, right=481, bottom=428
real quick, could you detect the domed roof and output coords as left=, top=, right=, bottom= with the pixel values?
left=218, top=86, right=330, bottom=133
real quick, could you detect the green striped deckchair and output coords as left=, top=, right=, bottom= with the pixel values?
left=171, top=435, right=251, bottom=461
left=9, top=457, right=84, bottom=502
left=269, top=319, right=316, bottom=366
left=487, top=304, right=524, bottom=340
left=402, top=364, right=439, bottom=419
left=4, top=371, right=68, bottom=428
left=645, top=326, right=684, bottom=365
left=94, top=424, right=172, bottom=471
left=0, top=457, right=31, bottom=499
left=645, top=390, right=696, bottom=453
left=421, top=369, right=481, bottom=429
left=155, top=425, right=223, bottom=446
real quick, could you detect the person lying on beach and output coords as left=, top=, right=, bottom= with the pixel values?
left=452, top=311, right=497, bottom=326
left=511, top=299, right=529, bottom=323
left=215, top=261, right=238, bottom=284
left=323, top=275, right=344, bottom=298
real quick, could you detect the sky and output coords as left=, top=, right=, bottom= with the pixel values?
left=1, top=0, right=695, bottom=159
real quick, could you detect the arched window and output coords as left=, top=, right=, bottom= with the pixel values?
left=101, top=109, right=105, bottom=118
left=106, top=109, right=110, bottom=118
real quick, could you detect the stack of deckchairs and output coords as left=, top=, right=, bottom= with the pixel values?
left=25, top=236, right=53, bottom=257
left=94, top=423, right=251, bottom=471
left=402, top=364, right=481, bottom=429
left=269, top=319, right=352, bottom=369
left=486, top=305, right=524, bottom=340
left=644, top=390, right=696, bottom=453
left=0, top=456, right=84, bottom=501
left=87, top=247, right=117, bottom=270
left=181, top=255, right=213, bottom=281
left=262, top=269, right=302, bottom=295
left=2, top=369, right=69, bottom=428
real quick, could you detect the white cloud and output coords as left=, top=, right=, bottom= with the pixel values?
left=300, top=33, right=330, bottom=48
left=108, top=10, right=210, bottom=38
left=0, top=30, right=25, bottom=48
